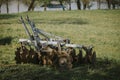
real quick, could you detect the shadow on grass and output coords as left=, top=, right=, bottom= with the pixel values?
left=0, top=37, right=13, bottom=45
left=35, top=18, right=88, bottom=25
left=69, top=58, right=120, bottom=80
left=0, top=14, right=18, bottom=19
left=0, top=58, right=120, bottom=80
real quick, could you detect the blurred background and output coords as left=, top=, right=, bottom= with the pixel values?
left=0, top=0, right=120, bottom=14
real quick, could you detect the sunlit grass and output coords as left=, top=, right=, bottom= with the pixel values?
left=0, top=10, right=120, bottom=63
left=0, top=10, right=120, bottom=80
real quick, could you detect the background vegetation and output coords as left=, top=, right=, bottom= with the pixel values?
left=0, top=0, right=120, bottom=13
left=0, top=10, right=120, bottom=80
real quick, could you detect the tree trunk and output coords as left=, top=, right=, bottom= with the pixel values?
left=17, top=0, right=19, bottom=13
left=0, top=5, right=1, bottom=13
left=32, top=6, right=34, bottom=11
left=112, top=3, right=116, bottom=9
left=106, top=0, right=111, bottom=9
left=44, top=2, right=47, bottom=11
left=59, top=0, right=65, bottom=11
left=6, top=0, right=9, bottom=13
left=97, top=0, right=101, bottom=9
left=83, top=4, right=86, bottom=10
left=0, top=1, right=2, bottom=13
left=112, top=4, right=115, bottom=9
left=68, top=0, right=71, bottom=10
left=77, top=0, right=81, bottom=10
left=28, top=0, right=35, bottom=11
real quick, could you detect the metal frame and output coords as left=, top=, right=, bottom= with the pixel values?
left=19, top=16, right=88, bottom=51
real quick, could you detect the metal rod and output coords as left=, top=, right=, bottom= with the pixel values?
left=20, top=16, right=32, bottom=40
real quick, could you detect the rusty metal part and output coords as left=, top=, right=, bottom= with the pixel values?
left=15, top=16, right=97, bottom=70
left=82, top=46, right=96, bottom=64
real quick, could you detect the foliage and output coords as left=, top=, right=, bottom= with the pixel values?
left=22, top=0, right=39, bottom=11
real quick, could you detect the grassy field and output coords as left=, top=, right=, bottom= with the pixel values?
left=0, top=10, right=120, bottom=80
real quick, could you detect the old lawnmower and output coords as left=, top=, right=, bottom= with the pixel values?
left=15, top=16, right=96, bottom=70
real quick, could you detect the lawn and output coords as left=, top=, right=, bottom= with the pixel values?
left=0, top=10, right=120, bottom=80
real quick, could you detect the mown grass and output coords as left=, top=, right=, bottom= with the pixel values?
left=0, top=10, right=120, bottom=80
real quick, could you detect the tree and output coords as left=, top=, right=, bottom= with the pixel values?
left=56, top=0, right=72, bottom=11
left=0, top=0, right=2, bottom=13
left=97, top=0, right=120, bottom=9
left=28, top=0, right=35, bottom=11
left=43, top=0, right=51, bottom=11
left=22, top=0, right=39, bottom=11
left=39, top=0, right=68, bottom=11
left=68, top=0, right=71, bottom=10
left=82, top=0, right=90, bottom=10
left=2, top=0, right=10, bottom=13
left=17, top=0, right=20, bottom=13
left=37, top=0, right=51, bottom=11
left=76, top=0, right=81, bottom=10
left=106, top=0, right=120, bottom=9
left=97, top=0, right=101, bottom=9
left=6, top=0, right=9, bottom=13
left=106, top=0, right=111, bottom=9
left=59, top=0, right=65, bottom=11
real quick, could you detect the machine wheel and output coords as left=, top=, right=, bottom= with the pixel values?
left=15, top=47, right=21, bottom=64
left=78, top=49, right=83, bottom=64
left=15, top=46, right=30, bottom=64
left=28, top=48, right=39, bottom=64
left=91, top=51, right=96, bottom=65
left=58, top=55, right=72, bottom=71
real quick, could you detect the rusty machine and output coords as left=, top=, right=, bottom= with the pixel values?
left=15, top=16, right=96, bottom=70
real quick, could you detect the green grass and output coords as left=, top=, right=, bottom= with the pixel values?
left=0, top=10, right=120, bottom=80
